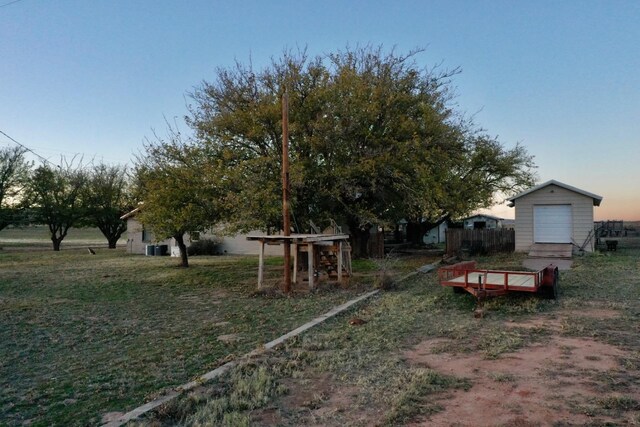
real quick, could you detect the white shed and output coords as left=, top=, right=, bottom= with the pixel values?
left=507, top=180, right=602, bottom=253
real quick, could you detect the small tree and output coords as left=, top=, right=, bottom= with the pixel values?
left=25, top=161, right=87, bottom=251
left=84, top=163, right=133, bottom=248
left=0, top=146, right=31, bottom=231
left=135, top=131, right=226, bottom=267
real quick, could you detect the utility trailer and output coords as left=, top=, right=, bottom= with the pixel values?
left=438, top=261, right=559, bottom=300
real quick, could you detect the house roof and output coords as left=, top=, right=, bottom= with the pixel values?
left=507, top=180, right=603, bottom=207
left=120, top=203, right=143, bottom=220
left=462, top=214, right=504, bottom=222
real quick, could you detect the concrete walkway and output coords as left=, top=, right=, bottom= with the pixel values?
left=522, top=257, right=573, bottom=271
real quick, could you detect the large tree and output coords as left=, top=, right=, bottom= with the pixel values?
left=0, top=146, right=31, bottom=231
left=134, top=131, right=226, bottom=267
left=25, top=161, right=88, bottom=251
left=84, top=163, right=133, bottom=248
left=187, top=46, right=536, bottom=257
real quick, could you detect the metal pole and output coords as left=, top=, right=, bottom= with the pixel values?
left=282, top=92, right=292, bottom=293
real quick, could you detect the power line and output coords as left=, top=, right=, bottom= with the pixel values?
left=0, top=0, right=23, bottom=8
left=0, top=130, right=60, bottom=168
left=0, top=130, right=129, bottom=166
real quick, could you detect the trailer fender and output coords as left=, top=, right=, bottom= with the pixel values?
left=541, top=265, right=559, bottom=287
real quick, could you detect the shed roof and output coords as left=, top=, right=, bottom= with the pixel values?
left=507, top=180, right=603, bottom=207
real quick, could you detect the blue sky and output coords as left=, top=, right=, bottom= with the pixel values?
left=1, top=0, right=638, bottom=219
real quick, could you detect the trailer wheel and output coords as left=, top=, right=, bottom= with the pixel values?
left=541, top=269, right=559, bottom=300
left=453, top=286, right=466, bottom=294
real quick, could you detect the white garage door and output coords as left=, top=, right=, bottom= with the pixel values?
left=534, top=205, right=572, bottom=243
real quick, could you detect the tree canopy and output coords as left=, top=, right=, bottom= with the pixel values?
left=84, top=163, right=133, bottom=248
left=134, top=131, right=227, bottom=267
left=186, top=46, right=536, bottom=256
left=0, top=146, right=31, bottom=231
left=25, top=161, right=87, bottom=251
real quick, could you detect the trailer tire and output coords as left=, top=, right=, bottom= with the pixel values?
left=541, top=269, right=559, bottom=300
left=453, top=286, right=466, bottom=294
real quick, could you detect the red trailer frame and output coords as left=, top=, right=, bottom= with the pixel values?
left=438, top=261, right=559, bottom=300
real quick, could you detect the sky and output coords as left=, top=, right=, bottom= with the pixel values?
left=1, top=0, right=639, bottom=220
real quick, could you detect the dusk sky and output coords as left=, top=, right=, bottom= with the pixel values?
left=1, top=0, right=638, bottom=220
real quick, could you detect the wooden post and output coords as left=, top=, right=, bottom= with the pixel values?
left=337, top=240, right=343, bottom=284
left=292, top=243, right=298, bottom=284
left=282, top=92, right=292, bottom=293
left=308, top=242, right=314, bottom=290
left=258, top=240, right=265, bottom=290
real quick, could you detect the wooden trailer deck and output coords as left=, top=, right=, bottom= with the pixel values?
left=446, top=271, right=537, bottom=288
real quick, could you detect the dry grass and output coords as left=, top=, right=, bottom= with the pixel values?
left=132, top=238, right=640, bottom=426
left=0, top=248, right=388, bottom=426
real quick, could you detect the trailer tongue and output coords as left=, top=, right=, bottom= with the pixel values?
left=438, top=261, right=559, bottom=300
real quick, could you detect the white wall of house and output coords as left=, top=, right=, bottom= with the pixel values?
left=123, top=218, right=282, bottom=256
left=512, top=184, right=597, bottom=252
left=124, top=218, right=172, bottom=254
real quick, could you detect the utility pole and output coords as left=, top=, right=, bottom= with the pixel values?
left=282, top=91, right=292, bottom=293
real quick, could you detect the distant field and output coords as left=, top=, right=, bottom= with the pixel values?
left=0, top=226, right=118, bottom=248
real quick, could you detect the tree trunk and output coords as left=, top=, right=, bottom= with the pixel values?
left=108, top=237, right=118, bottom=249
left=347, top=217, right=372, bottom=259
left=52, top=237, right=62, bottom=251
left=174, top=233, right=189, bottom=267
left=406, top=220, right=428, bottom=245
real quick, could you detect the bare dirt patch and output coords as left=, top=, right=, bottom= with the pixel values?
left=403, top=334, right=637, bottom=426
left=252, top=373, right=383, bottom=427
left=504, top=308, right=621, bottom=333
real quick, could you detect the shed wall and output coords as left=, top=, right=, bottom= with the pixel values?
left=514, top=184, right=596, bottom=252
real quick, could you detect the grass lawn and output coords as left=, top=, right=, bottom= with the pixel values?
left=0, top=247, right=410, bottom=426
left=132, top=238, right=640, bottom=426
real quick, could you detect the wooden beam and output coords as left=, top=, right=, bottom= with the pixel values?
left=308, top=242, right=314, bottom=290
left=337, top=241, right=343, bottom=284
left=292, top=243, right=298, bottom=284
left=282, top=92, right=292, bottom=293
left=258, top=241, right=265, bottom=290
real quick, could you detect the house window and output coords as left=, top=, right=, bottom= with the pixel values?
left=142, top=228, right=152, bottom=242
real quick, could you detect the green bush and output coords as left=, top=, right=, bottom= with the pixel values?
left=187, top=238, right=222, bottom=256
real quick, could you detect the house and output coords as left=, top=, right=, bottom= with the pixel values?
left=120, top=208, right=280, bottom=256
left=423, top=221, right=448, bottom=244
left=507, top=180, right=603, bottom=253
left=462, top=214, right=504, bottom=230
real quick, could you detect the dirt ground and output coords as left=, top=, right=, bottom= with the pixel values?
left=254, top=308, right=640, bottom=426
left=408, top=308, right=640, bottom=426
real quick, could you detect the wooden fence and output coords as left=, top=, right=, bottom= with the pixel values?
left=445, top=229, right=515, bottom=256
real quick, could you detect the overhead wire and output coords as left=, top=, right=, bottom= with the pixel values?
left=0, top=0, right=23, bottom=8
left=0, top=130, right=60, bottom=168
left=0, top=130, right=128, bottom=166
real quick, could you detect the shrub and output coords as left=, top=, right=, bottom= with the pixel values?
left=187, top=238, right=222, bottom=256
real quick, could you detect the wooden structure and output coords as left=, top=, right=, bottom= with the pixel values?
left=247, top=234, right=352, bottom=290
left=445, top=229, right=515, bottom=256
left=438, top=260, right=559, bottom=300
